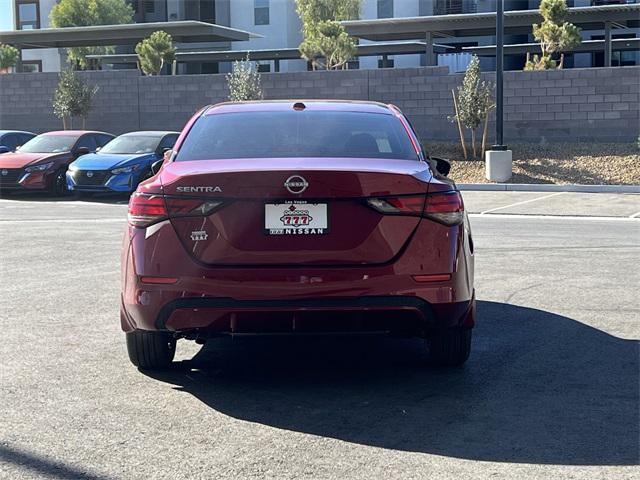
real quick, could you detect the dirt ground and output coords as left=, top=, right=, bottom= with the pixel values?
left=424, top=142, right=640, bottom=185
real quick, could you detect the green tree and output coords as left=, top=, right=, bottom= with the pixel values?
left=226, top=55, right=263, bottom=102
left=135, top=31, right=176, bottom=76
left=450, top=56, right=494, bottom=160
left=296, top=0, right=361, bottom=70
left=525, top=0, right=581, bottom=70
left=50, top=0, right=134, bottom=70
left=0, top=44, right=20, bottom=71
left=52, top=70, right=99, bottom=129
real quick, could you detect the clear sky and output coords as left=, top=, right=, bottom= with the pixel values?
left=0, top=0, right=14, bottom=31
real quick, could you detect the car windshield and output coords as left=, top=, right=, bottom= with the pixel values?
left=99, top=135, right=161, bottom=155
left=175, top=111, right=419, bottom=161
left=19, top=135, right=77, bottom=153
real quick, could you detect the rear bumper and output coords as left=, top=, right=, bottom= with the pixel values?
left=129, top=292, right=474, bottom=330
left=120, top=216, right=475, bottom=335
left=121, top=293, right=475, bottom=336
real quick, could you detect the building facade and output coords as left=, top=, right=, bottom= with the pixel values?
left=3, top=0, right=61, bottom=71
left=1, top=0, right=638, bottom=73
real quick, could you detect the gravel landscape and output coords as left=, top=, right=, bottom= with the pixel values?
left=426, top=142, right=640, bottom=185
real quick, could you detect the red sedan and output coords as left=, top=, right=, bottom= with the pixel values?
left=121, top=101, right=475, bottom=369
left=0, top=130, right=114, bottom=195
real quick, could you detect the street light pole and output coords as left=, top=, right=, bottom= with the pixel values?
left=485, top=0, right=512, bottom=182
left=494, top=0, right=505, bottom=150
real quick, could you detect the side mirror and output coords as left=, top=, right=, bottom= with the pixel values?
left=0, top=146, right=10, bottom=154
left=95, top=146, right=101, bottom=152
left=430, top=156, right=451, bottom=177
left=75, top=147, right=90, bottom=157
left=151, top=159, right=164, bottom=175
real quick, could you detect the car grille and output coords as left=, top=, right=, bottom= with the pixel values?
left=72, top=170, right=111, bottom=186
left=0, top=169, right=23, bottom=186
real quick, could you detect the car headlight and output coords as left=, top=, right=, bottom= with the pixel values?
left=25, top=162, right=54, bottom=173
left=111, top=164, right=141, bottom=175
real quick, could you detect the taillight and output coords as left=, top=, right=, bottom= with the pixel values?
left=366, top=191, right=463, bottom=226
left=128, top=193, right=167, bottom=227
left=424, top=191, right=464, bottom=226
left=128, top=193, right=224, bottom=228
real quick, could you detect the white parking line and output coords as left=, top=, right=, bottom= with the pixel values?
left=629, top=211, right=640, bottom=219
left=470, top=213, right=640, bottom=222
left=0, top=218, right=124, bottom=223
left=479, top=192, right=566, bottom=214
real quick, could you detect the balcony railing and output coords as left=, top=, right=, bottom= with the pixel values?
left=433, top=0, right=478, bottom=15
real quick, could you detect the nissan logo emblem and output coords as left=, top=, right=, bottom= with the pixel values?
left=284, top=175, right=308, bottom=194
left=86, top=171, right=94, bottom=177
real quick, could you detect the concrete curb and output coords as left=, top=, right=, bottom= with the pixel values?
left=457, top=183, right=640, bottom=193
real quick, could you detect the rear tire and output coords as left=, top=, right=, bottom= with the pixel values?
left=126, top=330, right=176, bottom=369
left=428, top=328, right=472, bottom=366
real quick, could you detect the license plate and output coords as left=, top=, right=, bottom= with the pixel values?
left=265, top=202, right=328, bottom=235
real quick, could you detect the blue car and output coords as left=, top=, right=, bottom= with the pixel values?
left=0, top=130, right=36, bottom=154
left=66, top=131, right=179, bottom=194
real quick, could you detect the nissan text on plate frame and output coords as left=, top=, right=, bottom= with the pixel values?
left=121, top=100, right=475, bottom=369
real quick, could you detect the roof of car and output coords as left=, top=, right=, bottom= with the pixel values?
left=42, top=130, right=114, bottom=136
left=118, top=131, right=180, bottom=137
left=205, top=100, right=394, bottom=115
left=0, top=130, right=35, bottom=136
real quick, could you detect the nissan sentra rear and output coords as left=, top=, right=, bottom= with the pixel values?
left=120, top=100, right=475, bottom=369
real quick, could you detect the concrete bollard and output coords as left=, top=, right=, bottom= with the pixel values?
left=485, top=149, right=513, bottom=182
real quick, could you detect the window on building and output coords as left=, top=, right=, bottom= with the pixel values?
left=255, top=0, right=269, bottom=25
left=257, top=62, right=271, bottom=73
left=378, top=56, right=394, bottom=68
left=377, top=0, right=393, bottom=18
left=21, top=60, right=42, bottom=73
left=15, top=0, right=40, bottom=30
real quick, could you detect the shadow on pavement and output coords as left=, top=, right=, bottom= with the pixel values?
left=0, top=444, right=112, bottom=480
left=143, top=301, right=639, bottom=466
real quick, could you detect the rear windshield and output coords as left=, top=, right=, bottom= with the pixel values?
left=175, top=111, right=419, bottom=161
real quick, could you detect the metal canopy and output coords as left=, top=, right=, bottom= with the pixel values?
left=464, top=37, right=640, bottom=56
left=0, top=21, right=258, bottom=49
left=342, top=4, right=640, bottom=41
left=86, top=41, right=454, bottom=64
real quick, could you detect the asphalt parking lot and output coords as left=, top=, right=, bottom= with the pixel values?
left=1, top=191, right=639, bottom=480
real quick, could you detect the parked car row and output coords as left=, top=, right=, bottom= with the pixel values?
left=0, top=129, right=179, bottom=196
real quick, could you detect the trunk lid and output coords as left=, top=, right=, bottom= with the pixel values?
left=160, top=158, right=432, bottom=266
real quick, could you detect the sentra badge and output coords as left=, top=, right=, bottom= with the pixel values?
left=177, top=186, right=222, bottom=193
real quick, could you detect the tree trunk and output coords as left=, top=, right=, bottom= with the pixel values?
left=471, top=129, right=477, bottom=159
left=481, top=107, right=491, bottom=160
left=62, top=115, right=67, bottom=130
left=81, top=116, right=86, bottom=129
left=451, top=90, right=468, bottom=160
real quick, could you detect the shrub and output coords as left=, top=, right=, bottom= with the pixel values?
left=0, top=44, right=20, bottom=71
left=524, top=0, right=581, bottom=71
left=296, top=0, right=361, bottom=70
left=52, top=70, right=99, bottom=129
left=135, top=31, right=176, bottom=76
left=226, top=55, right=263, bottom=102
left=450, top=56, right=494, bottom=160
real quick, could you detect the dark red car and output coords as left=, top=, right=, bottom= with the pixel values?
left=0, top=130, right=114, bottom=195
left=121, top=101, right=475, bottom=369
